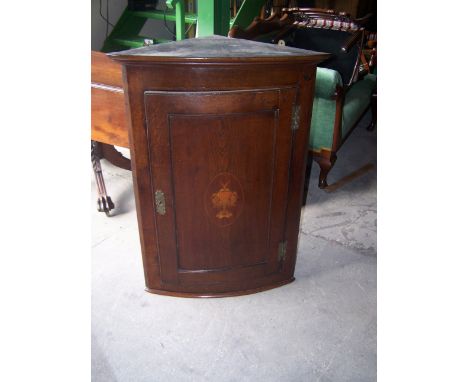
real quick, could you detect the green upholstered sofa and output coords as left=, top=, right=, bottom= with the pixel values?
left=277, top=18, right=377, bottom=189
left=310, top=67, right=376, bottom=188
left=229, top=9, right=377, bottom=189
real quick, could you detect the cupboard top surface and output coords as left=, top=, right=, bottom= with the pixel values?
left=109, top=35, right=329, bottom=64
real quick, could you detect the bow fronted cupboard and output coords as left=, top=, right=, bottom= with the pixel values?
left=110, top=36, right=328, bottom=297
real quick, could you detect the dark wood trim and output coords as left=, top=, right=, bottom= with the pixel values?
left=282, top=8, right=372, bottom=28
left=341, top=30, right=363, bottom=53
left=354, top=13, right=373, bottom=26
left=145, top=277, right=295, bottom=298
left=282, top=8, right=342, bottom=17
left=110, top=53, right=330, bottom=65
left=283, top=8, right=335, bottom=14
left=332, top=84, right=375, bottom=153
left=331, top=85, right=345, bottom=152
left=228, top=13, right=293, bottom=40
left=347, top=30, right=365, bottom=86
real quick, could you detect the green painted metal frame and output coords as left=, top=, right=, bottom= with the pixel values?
left=196, top=0, right=230, bottom=37
left=101, top=0, right=194, bottom=52
left=166, top=0, right=185, bottom=41
left=101, top=0, right=265, bottom=52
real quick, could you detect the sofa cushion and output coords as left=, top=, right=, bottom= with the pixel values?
left=308, top=68, right=342, bottom=150
left=309, top=96, right=337, bottom=150
left=315, top=67, right=343, bottom=98
left=309, top=72, right=376, bottom=152
left=341, top=74, right=376, bottom=137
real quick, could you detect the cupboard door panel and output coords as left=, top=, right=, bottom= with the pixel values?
left=144, top=88, right=297, bottom=288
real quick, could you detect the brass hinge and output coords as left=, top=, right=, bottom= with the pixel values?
left=154, top=190, right=166, bottom=215
left=291, top=105, right=300, bottom=131
left=278, top=241, right=287, bottom=261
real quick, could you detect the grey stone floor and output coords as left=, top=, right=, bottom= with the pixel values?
left=92, top=114, right=376, bottom=382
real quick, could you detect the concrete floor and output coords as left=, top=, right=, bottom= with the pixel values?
left=92, top=114, right=376, bottom=382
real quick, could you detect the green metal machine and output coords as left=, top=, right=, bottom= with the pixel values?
left=101, top=0, right=266, bottom=52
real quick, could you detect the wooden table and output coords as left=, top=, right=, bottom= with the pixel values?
left=91, top=51, right=128, bottom=148
left=91, top=51, right=131, bottom=214
left=95, top=36, right=328, bottom=297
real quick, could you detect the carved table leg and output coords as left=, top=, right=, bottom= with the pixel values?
left=91, top=141, right=115, bottom=216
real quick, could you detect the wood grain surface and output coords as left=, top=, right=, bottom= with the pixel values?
left=108, top=40, right=327, bottom=296
left=91, top=51, right=129, bottom=148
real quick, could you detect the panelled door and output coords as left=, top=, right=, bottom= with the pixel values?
left=144, top=87, right=298, bottom=289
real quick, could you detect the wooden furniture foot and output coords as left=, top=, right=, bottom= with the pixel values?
left=317, top=157, right=334, bottom=189
left=91, top=141, right=115, bottom=216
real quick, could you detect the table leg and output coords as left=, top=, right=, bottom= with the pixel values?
left=91, top=141, right=115, bottom=216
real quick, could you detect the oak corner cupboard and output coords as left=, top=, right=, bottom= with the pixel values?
left=110, top=36, right=328, bottom=297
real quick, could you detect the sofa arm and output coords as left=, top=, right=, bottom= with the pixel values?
left=315, top=67, right=343, bottom=99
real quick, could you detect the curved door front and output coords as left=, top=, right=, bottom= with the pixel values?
left=144, top=88, right=298, bottom=294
